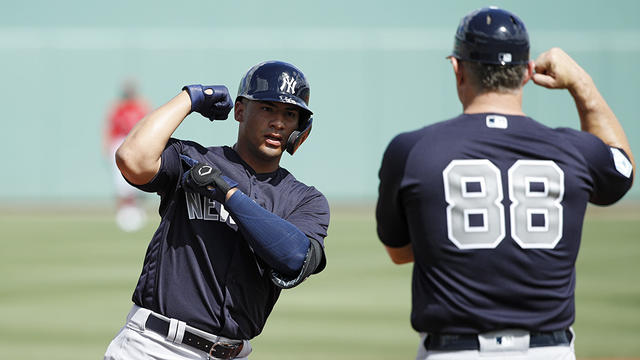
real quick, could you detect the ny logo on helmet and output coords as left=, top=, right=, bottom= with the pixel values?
left=280, top=74, right=297, bottom=94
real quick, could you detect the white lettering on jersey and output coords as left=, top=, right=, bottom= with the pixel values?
left=279, top=74, right=297, bottom=94
left=486, top=115, right=508, bottom=129
left=185, top=193, right=203, bottom=219
left=611, top=148, right=632, bottom=178
left=203, top=196, right=218, bottom=221
left=185, top=193, right=237, bottom=230
left=443, top=159, right=564, bottom=249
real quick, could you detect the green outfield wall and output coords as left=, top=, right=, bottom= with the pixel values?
left=1, top=0, right=638, bottom=203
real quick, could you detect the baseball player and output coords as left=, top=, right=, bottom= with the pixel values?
left=102, top=79, right=150, bottom=232
left=104, top=61, right=329, bottom=360
left=376, top=7, right=634, bottom=360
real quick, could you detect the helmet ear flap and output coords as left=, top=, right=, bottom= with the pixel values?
left=286, top=117, right=313, bottom=155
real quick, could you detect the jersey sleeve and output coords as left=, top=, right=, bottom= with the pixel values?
left=285, top=187, right=330, bottom=245
left=561, top=128, right=634, bottom=205
left=284, top=187, right=330, bottom=273
left=376, top=132, right=417, bottom=248
left=127, top=138, right=183, bottom=195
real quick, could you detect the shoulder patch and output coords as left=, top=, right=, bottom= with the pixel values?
left=611, top=148, right=632, bottom=178
left=486, top=115, right=508, bottom=129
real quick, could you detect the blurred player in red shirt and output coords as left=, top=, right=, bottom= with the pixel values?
left=103, top=79, right=150, bottom=232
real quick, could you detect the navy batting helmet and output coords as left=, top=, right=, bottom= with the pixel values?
left=450, top=7, right=529, bottom=66
left=237, top=61, right=312, bottom=155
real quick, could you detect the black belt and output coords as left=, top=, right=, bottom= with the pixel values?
left=145, top=314, right=243, bottom=359
left=425, top=329, right=572, bottom=351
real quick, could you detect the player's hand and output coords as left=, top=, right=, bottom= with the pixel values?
left=182, top=84, right=233, bottom=121
left=532, top=48, right=590, bottom=92
left=180, top=155, right=238, bottom=202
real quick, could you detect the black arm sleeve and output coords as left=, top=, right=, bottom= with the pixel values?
left=269, top=238, right=324, bottom=289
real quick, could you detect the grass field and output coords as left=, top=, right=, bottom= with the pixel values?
left=0, top=202, right=638, bottom=359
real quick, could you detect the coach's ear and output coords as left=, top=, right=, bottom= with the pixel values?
left=523, top=60, right=535, bottom=86
left=449, top=56, right=463, bottom=86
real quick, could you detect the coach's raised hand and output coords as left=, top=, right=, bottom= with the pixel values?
left=531, top=47, right=589, bottom=92
left=182, top=84, right=233, bottom=121
left=533, top=47, right=635, bottom=173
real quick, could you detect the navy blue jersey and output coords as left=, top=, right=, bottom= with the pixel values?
left=131, top=138, right=329, bottom=340
left=376, top=113, right=633, bottom=334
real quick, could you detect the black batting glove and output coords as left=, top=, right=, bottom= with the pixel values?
left=180, top=155, right=238, bottom=203
left=182, top=84, right=233, bottom=121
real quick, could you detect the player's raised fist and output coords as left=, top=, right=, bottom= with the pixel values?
left=182, top=84, right=233, bottom=121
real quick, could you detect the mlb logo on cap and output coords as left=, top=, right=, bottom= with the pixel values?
left=498, top=53, right=512, bottom=64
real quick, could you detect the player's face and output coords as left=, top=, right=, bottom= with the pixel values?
left=235, top=99, right=300, bottom=172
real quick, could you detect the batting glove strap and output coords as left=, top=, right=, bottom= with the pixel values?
left=182, top=84, right=205, bottom=113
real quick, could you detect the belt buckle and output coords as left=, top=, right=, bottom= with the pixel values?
left=209, top=341, right=238, bottom=359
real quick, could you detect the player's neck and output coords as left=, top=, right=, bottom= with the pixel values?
left=232, top=144, right=281, bottom=174
left=462, top=91, right=526, bottom=116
